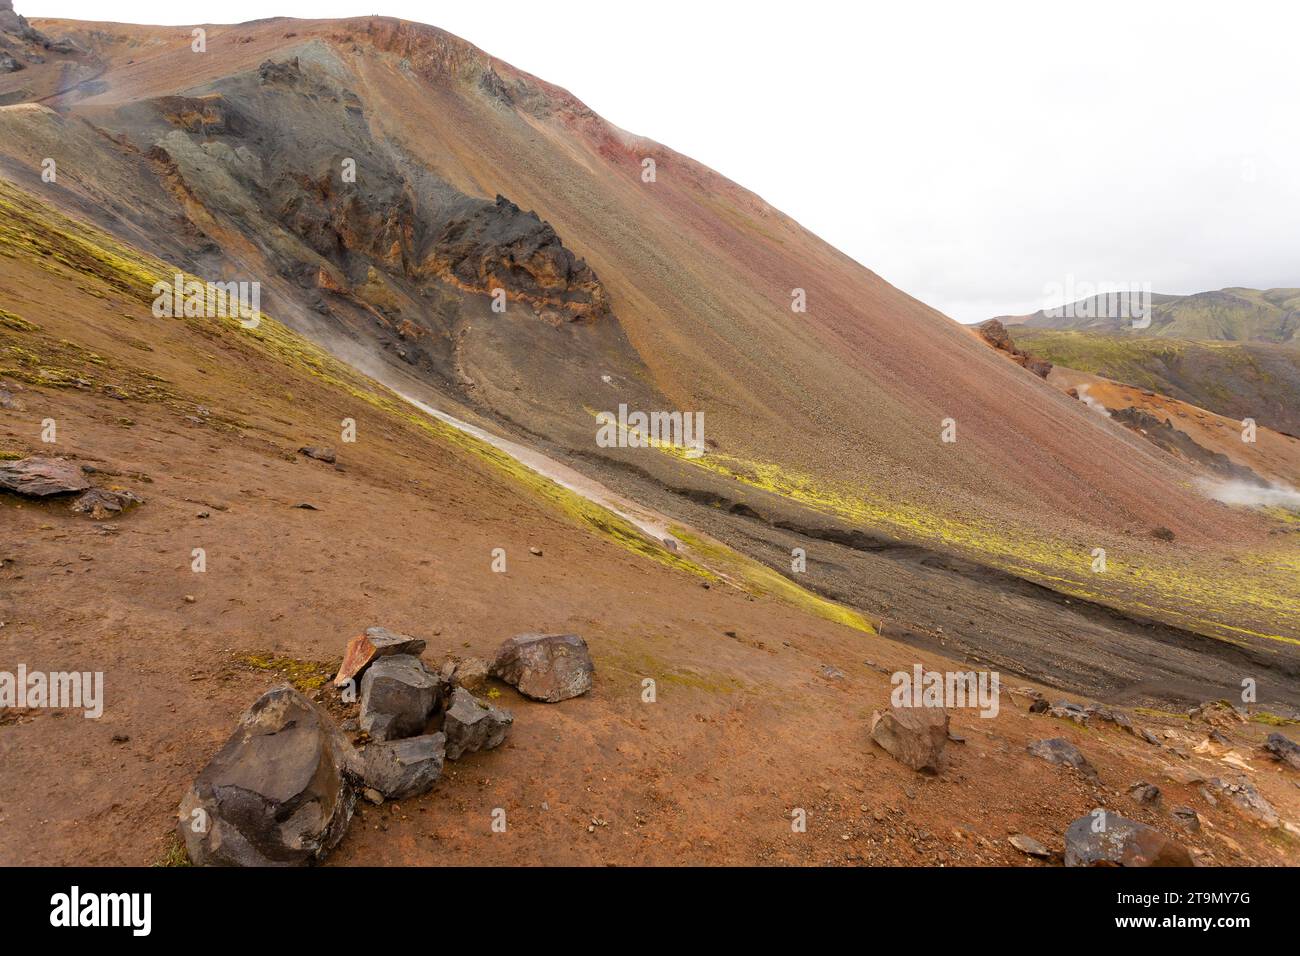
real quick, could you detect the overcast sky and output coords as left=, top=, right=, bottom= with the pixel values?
left=30, top=0, right=1300, bottom=322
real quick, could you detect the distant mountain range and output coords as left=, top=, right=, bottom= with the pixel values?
left=999, top=287, right=1300, bottom=345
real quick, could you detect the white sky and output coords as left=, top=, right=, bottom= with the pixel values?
left=26, top=0, right=1300, bottom=322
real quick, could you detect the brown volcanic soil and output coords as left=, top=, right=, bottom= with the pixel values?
left=1, top=230, right=1298, bottom=867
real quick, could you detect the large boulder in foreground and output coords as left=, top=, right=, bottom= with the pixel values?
left=491, top=633, right=594, bottom=702
left=177, top=686, right=358, bottom=866
left=361, top=733, right=446, bottom=799
left=0, top=457, right=90, bottom=497
left=334, top=626, right=427, bottom=688
left=869, top=705, right=948, bottom=773
left=443, top=687, right=514, bottom=760
left=359, top=654, right=440, bottom=740
left=1064, top=811, right=1193, bottom=867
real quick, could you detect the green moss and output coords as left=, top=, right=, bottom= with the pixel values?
left=672, top=527, right=875, bottom=633
left=1249, top=711, right=1299, bottom=727
left=0, top=309, right=37, bottom=332
left=151, top=835, right=192, bottom=867
left=237, top=653, right=336, bottom=692
left=1133, top=706, right=1188, bottom=721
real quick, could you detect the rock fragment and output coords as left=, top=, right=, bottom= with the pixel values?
left=869, top=705, right=949, bottom=773
left=334, top=626, right=427, bottom=688
left=359, top=654, right=439, bottom=741
left=443, top=687, right=513, bottom=760
left=0, top=456, right=90, bottom=497
left=1009, top=834, right=1052, bottom=859
left=69, top=487, right=143, bottom=518
left=361, top=733, right=446, bottom=799
left=491, top=632, right=594, bottom=702
left=298, top=445, right=336, bottom=464
left=1028, top=737, right=1098, bottom=780
left=1264, top=732, right=1300, bottom=771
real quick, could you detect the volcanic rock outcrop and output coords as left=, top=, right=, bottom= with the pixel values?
left=423, top=195, right=611, bottom=323
left=974, top=319, right=1052, bottom=378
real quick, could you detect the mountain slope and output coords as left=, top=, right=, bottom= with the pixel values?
left=3, top=16, right=1299, bottom=671
left=1012, top=329, right=1300, bottom=438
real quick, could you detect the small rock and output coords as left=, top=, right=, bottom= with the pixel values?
left=491, top=633, right=594, bottom=702
left=1264, top=732, right=1300, bottom=771
left=1009, top=834, right=1051, bottom=858
left=363, top=788, right=384, bottom=805
left=443, top=688, right=513, bottom=760
left=293, top=502, right=319, bottom=510
left=68, top=487, right=143, bottom=519
left=1064, top=810, right=1192, bottom=867
left=0, top=457, right=90, bottom=497
left=362, top=733, right=446, bottom=799
left=1047, top=700, right=1090, bottom=726
left=1028, top=737, right=1098, bottom=780
left=1128, top=782, right=1162, bottom=806
left=869, top=705, right=948, bottom=774
left=334, top=625, right=428, bottom=688
left=298, top=445, right=337, bottom=464
left=359, top=654, right=440, bottom=741
left=444, top=656, right=491, bottom=693
left=1171, top=806, right=1201, bottom=832
left=1028, top=698, right=1050, bottom=714
left=528, top=546, right=543, bottom=556
left=820, top=664, right=845, bottom=680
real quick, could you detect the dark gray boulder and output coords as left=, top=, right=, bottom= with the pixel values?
left=361, top=733, right=446, bottom=799
left=491, top=632, right=594, bottom=702
left=177, top=685, right=358, bottom=866
left=360, top=654, right=440, bottom=740
left=443, top=687, right=513, bottom=760
left=1064, top=810, right=1193, bottom=867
